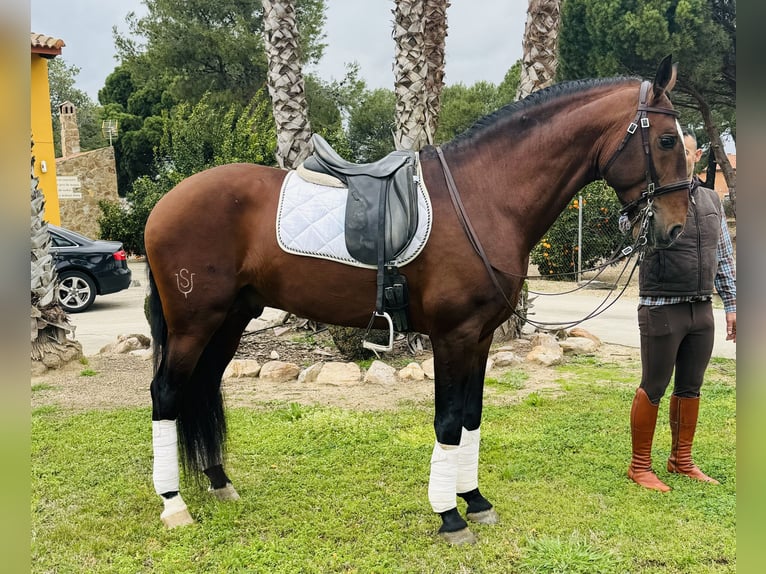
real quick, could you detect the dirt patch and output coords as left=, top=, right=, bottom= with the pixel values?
left=31, top=326, right=640, bottom=413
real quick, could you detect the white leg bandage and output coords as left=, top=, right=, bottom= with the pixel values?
left=152, top=420, right=180, bottom=495
left=457, top=427, right=480, bottom=493
left=428, top=442, right=459, bottom=513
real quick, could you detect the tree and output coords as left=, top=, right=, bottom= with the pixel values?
left=262, top=0, right=313, bottom=169
left=422, top=0, right=449, bottom=141
left=115, top=0, right=326, bottom=107
left=516, top=0, right=563, bottom=100
left=558, top=0, right=736, bottom=199
left=346, top=88, right=397, bottom=162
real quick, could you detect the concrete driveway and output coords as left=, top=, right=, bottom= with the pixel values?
left=65, top=261, right=736, bottom=360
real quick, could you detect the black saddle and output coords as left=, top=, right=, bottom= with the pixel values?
left=300, top=134, right=419, bottom=265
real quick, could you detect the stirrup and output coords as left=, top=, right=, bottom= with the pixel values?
left=362, top=311, right=394, bottom=355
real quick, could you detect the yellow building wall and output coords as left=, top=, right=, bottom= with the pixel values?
left=30, top=54, right=61, bottom=225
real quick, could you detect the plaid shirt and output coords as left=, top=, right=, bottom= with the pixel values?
left=639, top=212, right=736, bottom=313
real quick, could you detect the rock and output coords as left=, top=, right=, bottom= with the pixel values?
left=259, top=360, right=300, bottom=382
left=100, top=333, right=151, bottom=354
left=398, top=362, right=425, bottom=381
left=298, top=362, right=324, bottom=384
left=421, top=357, right=435, bottom=379
left=269, top=350, right=280, bottom=360
left=129, top=348, right=154, bottom=360
left=530, top=332, right=560, bottom=349
left=560, top=337, right=599, bottom=354
left=490, top=351, right=522, bottom=367
left=568, top=327, right=601, bottom=345
left=364, top=360, right=398, bottom=385
left=316, top=362, right=362, bottom=385
left=223, top=359, right=262, bottom=379
left=485, top=358, right=494, bottom=372
left=526, top=344, right=563, bottom=366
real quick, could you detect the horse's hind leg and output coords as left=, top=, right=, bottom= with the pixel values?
left=195, top=308, right=261, bottom=501
left=151, top=333, right=208, bottom=528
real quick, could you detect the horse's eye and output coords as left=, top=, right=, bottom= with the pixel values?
left=659, top=135, right=676, bottom=149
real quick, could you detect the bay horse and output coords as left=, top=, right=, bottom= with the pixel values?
left=144, top=57, right=689, bottom=543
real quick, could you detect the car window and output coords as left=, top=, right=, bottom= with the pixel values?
left=50, top=233, right=77, bottom=248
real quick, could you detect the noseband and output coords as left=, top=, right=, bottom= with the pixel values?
left=602, top=80, right=690, bottom=221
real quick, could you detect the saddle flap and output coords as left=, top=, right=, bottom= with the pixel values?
left=344, top=161, right=419, bottom=265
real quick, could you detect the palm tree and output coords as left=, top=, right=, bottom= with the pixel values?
left=31, top=144, right=81, bottom=371
left=516, top=0, right=563, bottom=100
left=261, top=0, right=313, bottom=169
left=392, top=0, right=428, bottom=151
left=422, top=0, right=449, bottom=142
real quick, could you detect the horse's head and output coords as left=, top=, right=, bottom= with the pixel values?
left=600, top=56, right=689, bottom=249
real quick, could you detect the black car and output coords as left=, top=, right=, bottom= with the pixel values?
left=48, top=224, right=133, bottom=312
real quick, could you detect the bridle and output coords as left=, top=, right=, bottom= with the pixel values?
left=433, top=79, right=692, bottom=328
left=601, top=80, right=690, bottom=240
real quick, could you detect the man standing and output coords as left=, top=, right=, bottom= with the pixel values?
left=627, top=129, right=736, bottom=492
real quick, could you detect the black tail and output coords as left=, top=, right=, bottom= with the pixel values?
left=147, top=262, right=166, bottom=377
left=146, top=260, right=226, bottom=479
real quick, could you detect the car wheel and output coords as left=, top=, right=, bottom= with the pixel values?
left=57, top=271, right=97, bottom=313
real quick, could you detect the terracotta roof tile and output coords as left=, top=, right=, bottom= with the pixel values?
left=31, top=33, right=65, bottom=55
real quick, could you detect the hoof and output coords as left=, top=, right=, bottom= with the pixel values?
left=209, top=482, right=240, bottom=501
left=466, top=507, right=499, bottom=524
left=439, top=527, right=477, bottom=545
left=160, top=495, right=194, bottom=528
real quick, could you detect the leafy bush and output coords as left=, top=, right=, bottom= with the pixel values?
left=531, top=181, right=622, bottom=280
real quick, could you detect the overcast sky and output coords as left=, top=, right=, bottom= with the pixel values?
left=31, top=0, right=528, bottom=101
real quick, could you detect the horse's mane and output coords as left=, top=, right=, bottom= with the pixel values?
left=440, top=75, right=640, bottom=151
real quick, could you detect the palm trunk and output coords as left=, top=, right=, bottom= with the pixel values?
left=31, top=145, right=82, bottom=372
left=516, top=0, right=562, bottom=101
left=392, top=0, right=428, bottom=151
left=262, top=0, right=313, bottom=169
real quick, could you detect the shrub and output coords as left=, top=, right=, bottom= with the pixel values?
left=530, top=181, right=622, bottom=280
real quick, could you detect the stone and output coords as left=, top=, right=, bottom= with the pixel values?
left=316, top=362, right=362, bottom=385
left=560, top=337, right=599, bottom=354
left=526, top=344, right=563, bottom=366
left=223, top=359, right=262, bottom=379
left=421, top=357, right=435, bottom=379
left=530, top=332, right=560, bottom=349
left=269, top=350, right=280, bottom=360
left=398, top=362, right=425, bottom=381
left=568, top=327, right=602, bottom=345
left=490, top=351, right=522, bottom=367
left=259, top=360, right=300, bottom=382
left=129, top=348, right=154, bottom=360
left=298, top=362, right=324, bottom=384
left=364, top=360, right=398, bottom=385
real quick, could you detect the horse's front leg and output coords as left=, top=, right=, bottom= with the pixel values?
left=429, top=334, right=497, bottom=544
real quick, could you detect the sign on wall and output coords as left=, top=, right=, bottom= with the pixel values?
left=57, top=175, right=82, bottom=199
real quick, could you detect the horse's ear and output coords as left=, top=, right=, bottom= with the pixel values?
left=653, top=55, right=677, bottom=98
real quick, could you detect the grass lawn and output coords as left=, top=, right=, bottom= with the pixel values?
left=31, top=355, right=735, bottom=573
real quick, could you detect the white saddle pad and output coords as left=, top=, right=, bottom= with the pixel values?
left=276, top=168, right=433, bottom=269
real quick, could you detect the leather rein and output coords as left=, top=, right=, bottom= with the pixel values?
left=434, top=80, right=689, bottom=322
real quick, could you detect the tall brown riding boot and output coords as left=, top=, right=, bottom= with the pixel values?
left=667, top=395, right=720, bottom=484
left=628, top=388, right=670, bottom=492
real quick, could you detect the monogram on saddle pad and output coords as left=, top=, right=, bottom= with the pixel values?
left=299, top=134, right=420, bottom=266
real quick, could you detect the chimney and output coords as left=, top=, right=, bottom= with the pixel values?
left=59, top=101, right=81, bottom=157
